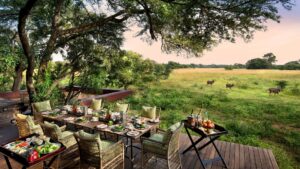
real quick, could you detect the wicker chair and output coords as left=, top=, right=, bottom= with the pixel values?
left=141, top=106, right=161, bottom=120
left=32, top=100, right=52, bottom=122
left=141, top=122, right=183, bottom=169
left=115, top=103, right=129, bottom=113
left=74, top=130, right=124, bottom=169
left=41, top=121, right=76, bottom=148
left=13, top=113, right=44, bottom=138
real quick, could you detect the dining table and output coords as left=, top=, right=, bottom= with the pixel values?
left=41, top=109, right=160, bottom=168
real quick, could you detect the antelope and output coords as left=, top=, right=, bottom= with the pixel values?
left=268, top=87, right=281, bottom=95
left=207, top=80, right=215, bottom=86
left=226, top=83, right=234, bottom=89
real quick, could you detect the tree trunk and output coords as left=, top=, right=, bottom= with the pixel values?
left=11, top=63, right=24, bottom=91
left=18, top=0, right=38, bottom=104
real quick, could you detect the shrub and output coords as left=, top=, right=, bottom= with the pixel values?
left=224, top=66, right=234, bottom=70
left=236, top=82, right=249, bottom=89
left=275, top=80, right=288, bottom=89
left=289, top=84, right=300, bottom=96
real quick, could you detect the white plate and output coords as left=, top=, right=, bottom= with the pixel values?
left=127, top=131, right=140, bottom=137
left=97, top=124, right=108, bottom=129
left=64, top=117, right=75, bottom=121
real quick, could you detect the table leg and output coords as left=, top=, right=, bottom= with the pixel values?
left=130, top=138, right=133, bottom=169
left=43, top=155, right=58, bottom=169
left=211, top=140, right=228, bottom=168
left=184, top=126, right=206, bottom=169
left=197, top=136, right=220, bottom=151
left=4, top=156, right=13, bottom=169
left=182, top=136, right=205, bottom=154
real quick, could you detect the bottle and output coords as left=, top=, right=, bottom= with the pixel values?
left=204, top=112, right=209, bottom=121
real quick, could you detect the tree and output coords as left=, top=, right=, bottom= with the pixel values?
left=246, top=58, right=271, bottom=69
left=282, top=60, right=300, bottom=70
left=263, top=53, right=277, bottom=64
left=0, top=0, right=294, bottom=103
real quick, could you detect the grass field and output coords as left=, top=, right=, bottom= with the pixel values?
left=127, top=68, right=300, bottom=169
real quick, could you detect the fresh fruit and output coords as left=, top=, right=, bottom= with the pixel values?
left=202, top=120, right=215, bottom=129
left=28, top=150, right=39, bottom=162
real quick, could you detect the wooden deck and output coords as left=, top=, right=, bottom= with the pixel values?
left=0, top=134, right=279, bottom=169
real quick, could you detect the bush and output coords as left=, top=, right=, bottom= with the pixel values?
left=236, top=82, right=249, bottom=89
left=275, top=80, right=288, bottom=89
left=224, top=66, right=234, bottom=70
left=289, top=84, right=300, bottom=96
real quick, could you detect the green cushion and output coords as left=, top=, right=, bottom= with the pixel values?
left=77, top=130, right=102, bottom=150
left=143, top=134, right=167, bottom=156
left=90, top=99, right=102, bottom=111
left=115, top=103, right=128, bottom=113
left=61, top=131, right=73, bottom=138
left=26, top=116, right=36, bottom=128
left=101, top=140, right=121, bottom=165
left=149, top=133, right=165, bottom=142
left=33, top=100, right=52, bottom=112
left=44, top=121, right=62, bottom=138
left=141, top=106, right=156, bottom=119
left=101, top=140, right=114, bottom=150
left=163, top=122, right=181, bottom=143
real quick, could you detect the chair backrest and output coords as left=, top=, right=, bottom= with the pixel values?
left=14, top=113, right=31, bottom=138
left=167, top=122, right=183, bottom=157
left=74, top=130, right=102, bottom=167
left=141, top=106, right=157, bottom=119
left=41, top=121, right=62, bottom=141
left=32, top=100, right=52, bottom=122
left=115, top=103, right=129, bottom=113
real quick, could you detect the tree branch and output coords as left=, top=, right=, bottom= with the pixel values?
left=0, top=12, right=19, bottom=17
left=138, top=0, right=156, bottom=40
left=38, top=0, right=64, bottom=77
left=58, top=10, right=126, bottom=37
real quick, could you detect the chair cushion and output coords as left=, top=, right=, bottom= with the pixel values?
left=141, top=106, right=156, bottom=119
left=163, top=122, right=181, bottom=143
left=26, top=116, right=36, bottom=128
left=90, top=99, right=102, bottom=111
left=101, top=140, right=120, bottom=164
left=44, top=121, right=62, bottom=138
left=33, top=100, right=52, bottom=112
left=143, top=134, right=167, bottom=156
left=115, top=103, right=128, bottom=113
left=16, top=113, right=27, bottom=120
left=77, top=130, right=102, bottom=150
left=61, top=131, right=73, bottom=138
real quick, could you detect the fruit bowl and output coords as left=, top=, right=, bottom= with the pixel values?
left=202, top=120, right=215, bottom=129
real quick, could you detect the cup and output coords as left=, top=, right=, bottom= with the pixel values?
left=92, top=116, right=98, bottom=122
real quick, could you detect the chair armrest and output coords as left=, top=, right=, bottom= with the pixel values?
left=60, top=125, right=67, bottom=132
left=141, top=136, right=166, bottom=146
left=101, top=140, right=124, bottom=160
left=156, top=128, right=166, bottom=133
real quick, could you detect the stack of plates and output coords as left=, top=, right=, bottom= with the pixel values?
left=127, top=131, right=140, bottom=137
left=96, top=124, right=108, bottom=129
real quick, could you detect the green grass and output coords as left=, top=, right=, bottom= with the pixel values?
left=126, top=68, right=300, bottom=169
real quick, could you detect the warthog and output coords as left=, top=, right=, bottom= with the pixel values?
left=226, top=83, right=234, bottom=89
left=268, top=88, right=281, bottom=94
left=207, top=80, right=215, bottom=85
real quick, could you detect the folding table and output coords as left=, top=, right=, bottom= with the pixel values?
left=182, top=120, right=228, bottom=169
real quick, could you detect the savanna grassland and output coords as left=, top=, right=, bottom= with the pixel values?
left=127, top=68, right=300, bottom=169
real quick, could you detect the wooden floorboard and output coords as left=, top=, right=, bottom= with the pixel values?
left=0, top=134, right=279, bottom=169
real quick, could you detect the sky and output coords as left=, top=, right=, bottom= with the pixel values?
left=122, top=3, right=300, bottom=65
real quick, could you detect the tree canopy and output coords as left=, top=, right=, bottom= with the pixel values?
left=0, top=0, right=294, bottom=102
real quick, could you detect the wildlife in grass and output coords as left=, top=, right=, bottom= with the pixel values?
left=226, top=83, right=235, bottom=89
left=268, top=87, right=281, bottom=95
left=207, top=80, right=215, bottom=86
